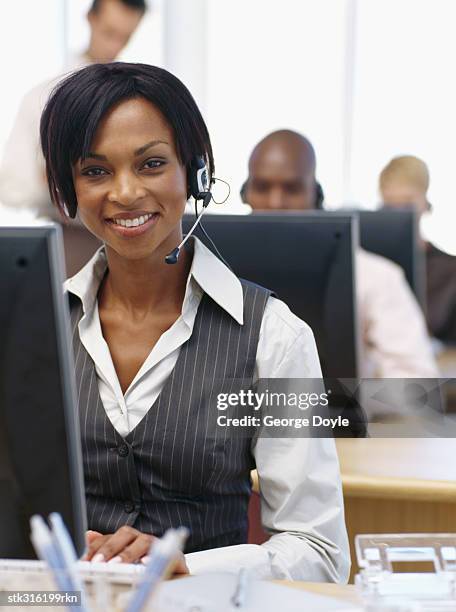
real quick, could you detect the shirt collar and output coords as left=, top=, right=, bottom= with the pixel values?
left=65, top=236, right=244, bottom=325
left=64, top=246, right=107, bottom=315
left=190, top=236, right=244, bottom=324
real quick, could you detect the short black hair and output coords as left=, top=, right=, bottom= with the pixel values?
left=40, top=62, right=214, bottom=218
left=90, top=0, right=147, bottom=14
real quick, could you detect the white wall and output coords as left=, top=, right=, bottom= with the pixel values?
left=205, top=0, right=348, bottom=212
left=0, top=0, right=63, bottom=158
left=201, top=0, right=456, bottom=252
left=350, top=0, right=456, bottom=252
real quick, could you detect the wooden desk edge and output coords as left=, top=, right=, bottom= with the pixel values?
left=342, top=474, right=456, bottom=502
left=252, top=470, right=456, bottom=503
left=279, top=581, right=360, bottom=605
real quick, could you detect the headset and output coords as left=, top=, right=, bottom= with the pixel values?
left=240, top=179, right=325, bottom=209
left=315, top=182, right=324, bottom=209
left=165, top=156, right=213, bottom=264
left=188, top=156, right=210, bottom=200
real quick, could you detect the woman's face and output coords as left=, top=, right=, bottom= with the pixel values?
left=72, top=97, right=188, bottom=261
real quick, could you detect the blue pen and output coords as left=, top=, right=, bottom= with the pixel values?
left=30, top=516, right=74, bottom=597
left=126, top=527, right=189, bottom=612
left=231, top=568, right=249, bottom=608
left=48, top=513, right=89, bottom=612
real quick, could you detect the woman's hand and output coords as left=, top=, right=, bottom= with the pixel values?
left=83, top=526, right=189, bottom=574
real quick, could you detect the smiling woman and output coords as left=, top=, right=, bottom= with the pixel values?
left=39, top=62, right=349, bottom=581
left=72, top=97, right=188, bottom=260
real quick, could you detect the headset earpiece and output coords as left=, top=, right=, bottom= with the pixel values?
left=166, top=156, right=211, bottom=264
left=60, top=200, right=77, bottom=219
left=240, top=180, right=248, bottom=204
left=189, top=156, right=210, bottom=200
left=315, top=182, right=324, bottom=209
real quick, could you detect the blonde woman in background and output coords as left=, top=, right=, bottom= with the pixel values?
left=380, top=156, right=456, bottom=346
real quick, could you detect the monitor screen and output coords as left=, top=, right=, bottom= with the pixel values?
left=183, top=212, right=360, bottom=378
left=346, top=208, right=424, bottom=306
left=0, top=225, right=86, bottom=558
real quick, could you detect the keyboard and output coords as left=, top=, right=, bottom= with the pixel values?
left=0, top=559, right=145, bottom=585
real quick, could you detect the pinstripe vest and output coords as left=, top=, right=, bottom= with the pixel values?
left=69, top=280, right=271, bottom=553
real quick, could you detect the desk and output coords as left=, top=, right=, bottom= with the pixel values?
left=283, top=581, right=360, bottom=605
left=124, top=581, right=360, bottom=605
left=113, top=580, right=361, bottom=610
left=250, top=438, right=456, bottom=583
left=339, top=438, right=456, bottom=581
left=0, top=566, right=360, bottom=610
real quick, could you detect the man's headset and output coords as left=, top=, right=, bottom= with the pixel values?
left=315, top=182, right=324, bottom=209
left=240, top=180, right=325, bottom=209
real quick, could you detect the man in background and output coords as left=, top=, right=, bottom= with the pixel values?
left=84, top=0, right=146, bottom=64
left=242, top=130, right=438, bottom=378
left=0, top=0, right=146, bottom=218
left=379, top=155, right=456, bottom=346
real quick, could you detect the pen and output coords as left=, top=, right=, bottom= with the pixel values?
left=48, top=513, right=88, bottom=612
left=126, top=527, right=189, bottom=612
left=30, top=515, right=74, bottom=598
left=231, top=567, right=249, bottom=608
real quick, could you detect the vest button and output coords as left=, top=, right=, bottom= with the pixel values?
left=117, top=444, right=129, bottom=457
left=124, top=501, right=135, bottom=513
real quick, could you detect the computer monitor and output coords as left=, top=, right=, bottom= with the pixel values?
left=0, top=225, right=87, bottom=558
left=183, top=212, right=360, bottom=378
left=344, top=208, right=425, bottom=306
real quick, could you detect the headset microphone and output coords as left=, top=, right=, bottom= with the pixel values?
left=165, top=190, right=212, bottom=264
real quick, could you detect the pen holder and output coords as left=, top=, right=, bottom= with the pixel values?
left=355, top=533, right=456, bottom=610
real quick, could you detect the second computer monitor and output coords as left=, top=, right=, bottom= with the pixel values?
left=183, top=212, right=359, bottom=378
left=351, top=208, right=425, bottom=306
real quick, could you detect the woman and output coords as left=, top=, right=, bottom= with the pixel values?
left=379, top=155, right=456, bottom=345
left=40, top=62, right=349, bottom=581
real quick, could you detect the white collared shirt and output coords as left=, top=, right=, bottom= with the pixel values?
left=65, top=237, right=349, bottom=582
left=0, top=53, right=89, bottom=218
left=357, top=250, right=439, bottom=378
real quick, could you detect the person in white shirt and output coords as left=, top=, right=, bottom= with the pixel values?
left=242, top=129, right=438, bottom=378
left=39, top=63, right=350, bottom=581
left=0, top=0, right=146, bottom=219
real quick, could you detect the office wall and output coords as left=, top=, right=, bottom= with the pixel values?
left=0, top=0, right=455, bottom=253
left=350, top=0, right=456, bottom=253
left=202, top=0, right=456, bottom=253
left=205, top=0, right=347, bottom=214
left=0, top=0, right=63, bottom=159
